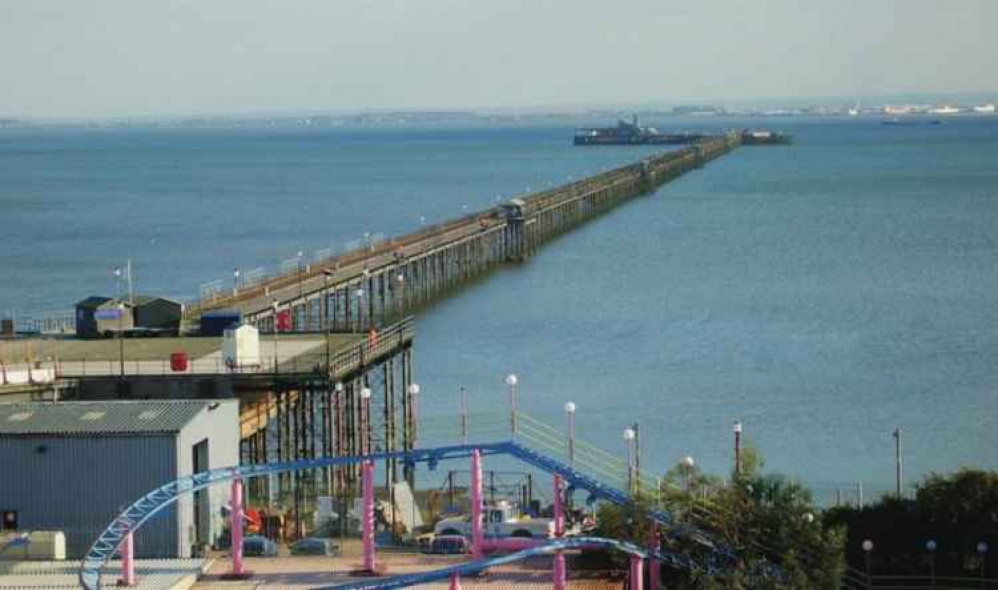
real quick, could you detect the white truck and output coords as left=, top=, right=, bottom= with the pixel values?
left=433, top=501, right=555, bottom=539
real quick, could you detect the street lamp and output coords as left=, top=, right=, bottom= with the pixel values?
left=117, top=302, right=125, bottom=377
left=978, top=542, right=989, bottom=586
left=460, top=386, right=469, bottom=445
left=297, top=251, right=305, bottom=296
left=565, top=402, right=576, bottom=465
left=733, top=421, right=743, bottom=475
left=233, top=268, right=240, bottom=295
left=360, top=387, right=372, bottom=455
left=926, top=539, right=937, bottom=587
left=408, top=383, right=420, bottom=446
left=863, top=539, right=874, bottom=588
left=681, top=456, right=695, bottom=492
left=505, top=374, right=518, bottom=435
left=624, top=428, right=636, bottom=494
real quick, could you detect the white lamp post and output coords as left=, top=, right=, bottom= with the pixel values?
left=565, top=402, right=576, bottom=465
left=624, top=428, right=636, bottom=494
left=863, top=539, right=874, bottom=584
left=979, top=542, right=989, bottom=583
left=460, top=386, right=469, bottom=445
left=505, top=374, right=518, bottom=435
left=926, top=539, right=937, bottom=585
left=360, top=387, right=372, bottom=455
left=734, top=421, right=743, bottom=475
left=681, top=456, right=696, bottom=492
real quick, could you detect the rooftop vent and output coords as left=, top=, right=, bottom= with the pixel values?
left=7, top=412, right=33, bottom=422
left=81, top=411, right=106, bottom=421
left=137, top=410, right=161, bottom=421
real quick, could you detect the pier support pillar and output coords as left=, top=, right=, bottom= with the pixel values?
left=471, top=449, right=484, bottom=559
left=117, top=531, right=135, bottom=587
left=362, top=461, right=376, bottom=572
left=224, top=477, right=251, bottom=580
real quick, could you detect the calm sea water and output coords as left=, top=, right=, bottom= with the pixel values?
left=2, top=117, right=997, bottom=500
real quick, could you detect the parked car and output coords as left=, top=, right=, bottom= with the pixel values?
left=242, top=535, right=278, bottom=557
left=290, top=537, right=339, bottom=556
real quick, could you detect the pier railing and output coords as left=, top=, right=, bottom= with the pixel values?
left=1, top=317, right=414, bottom=382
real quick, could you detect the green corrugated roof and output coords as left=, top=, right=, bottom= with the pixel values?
left=0, top=400, right=221, bottom=435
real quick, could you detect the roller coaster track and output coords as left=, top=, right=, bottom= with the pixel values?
left=315, top=536, right=654, bottom=590
left=79, top=440, right=731, bottom=590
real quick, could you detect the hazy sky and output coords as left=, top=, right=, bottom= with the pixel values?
left=2, top=0, right=995, bottom=118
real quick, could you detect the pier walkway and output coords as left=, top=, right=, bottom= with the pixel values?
left=187, top=133, right=741, bottom=333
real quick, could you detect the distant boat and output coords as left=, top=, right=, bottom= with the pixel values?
left=882, top=118, right=942, bottom=126
left=973, top=104, right=996, bottom=114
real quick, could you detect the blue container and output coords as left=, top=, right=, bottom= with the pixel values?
left=199, top=310, right=241, bottom=337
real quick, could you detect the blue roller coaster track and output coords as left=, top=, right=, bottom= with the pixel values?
left=79, top=440, right=731, bottom=590
left=315, top=536, right=652, bottom=590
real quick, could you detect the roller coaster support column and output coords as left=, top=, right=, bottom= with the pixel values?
left=117, top=531, right=135, bottom=586
left=471, top=449, right=484, bottom=559
left=630, top=555, right=644, bottom=590
left=362, top=461, right=376, bottom=572
left=553, top=474, right=566, bottom=590
left=648, top=526, right=660, bottom=590
left=228, top=477, right=248, bottom=578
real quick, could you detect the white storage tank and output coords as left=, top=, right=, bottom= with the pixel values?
left=222, top=324, right=260, bottom=369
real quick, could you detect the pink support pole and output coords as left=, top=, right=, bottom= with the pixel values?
left=648, top=526, right=660, bottom=590
left=471, top=449, right=484, bottom=559
left=553, top=474, right=566, bottom=590
left=362, top=461, right=376, bottom=572
left=449, top=571, right=462, bottom=590
left=118, top=531, right=135, bottom=586
left=630, top=555, right=644, bottom=590
left=230, top=477, right=246, bottom=577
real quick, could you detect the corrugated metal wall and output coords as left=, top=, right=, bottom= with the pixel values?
left=0, top=435, right=177, bottom=558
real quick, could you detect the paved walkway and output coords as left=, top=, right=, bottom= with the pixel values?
left=0, top=558, right=209, bottom=589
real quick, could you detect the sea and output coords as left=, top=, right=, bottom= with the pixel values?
left=2, top=116, right=996, bottom=503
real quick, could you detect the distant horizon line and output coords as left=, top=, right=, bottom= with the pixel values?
left=3, top=89, right=997, bottom=123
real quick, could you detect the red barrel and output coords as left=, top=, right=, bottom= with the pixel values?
left=170, top=351, right=188, bottom=372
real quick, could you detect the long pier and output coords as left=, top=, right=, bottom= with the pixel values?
left=192, top=132, right=741, bottom=332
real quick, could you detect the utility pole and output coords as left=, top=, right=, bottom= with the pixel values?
left=893, top=427, right=903, bottom=498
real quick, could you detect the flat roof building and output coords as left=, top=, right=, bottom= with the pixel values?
left=0, top=399, right=238, bottom=558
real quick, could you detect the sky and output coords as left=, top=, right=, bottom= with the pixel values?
left=1, top=0, right=996, bottom=118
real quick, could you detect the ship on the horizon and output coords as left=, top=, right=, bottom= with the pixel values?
left=573, top=116, right=708, bottom=145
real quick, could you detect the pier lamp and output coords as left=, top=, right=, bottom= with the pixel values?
left=505, top=374, right=518, bottom=435
left=623, top=428, right=636, bottom=494
left=733, top=421, right=743, bottom=475
left=408, top=383, right=420, bottom=445
left=117, top=302, right=126, bottom=378
left=926, top=539, right=937, bottom=585
left=862, top=539, right=874, bottom=582
left=564, top=402, right=576, bottom=465
left=460, top=386, right=469, bottom=445
left=360, top=387, right=372, bottom=455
